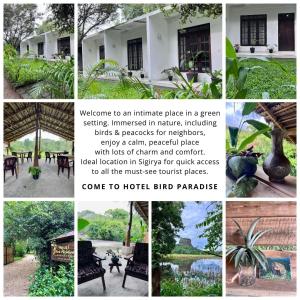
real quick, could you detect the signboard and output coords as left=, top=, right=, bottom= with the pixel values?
left=51, top=241, right=74, bottom=262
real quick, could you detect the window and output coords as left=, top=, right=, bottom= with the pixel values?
left=241, top=15, right=267, bottom=46
left=57, top=37, right=71, bottom=56
left=127, top=38, right=143, bottom=70
left=38, top=42, right=44, bottom=56
left=99, top=45, right=105, bottom=60
left=26, top=45, right=29, bottom=52
left=178, top=24, right=211, bottom=73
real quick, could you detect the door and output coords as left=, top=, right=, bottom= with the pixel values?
left=38, top=42, right=44, bottom=56
left=99, top=45, right=105, bottom=60
left=278, top=13, right=295, bottom=51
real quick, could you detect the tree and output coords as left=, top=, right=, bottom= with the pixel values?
left=121, top=4, right=161, bottom=20
left=196, top=202, right=222, bottom=257
left=104, top=208, right=128, bottom=219
left=4, top=4, right=40, bottom=49
left=36, top=20, right=55, bottom=35
left=48, top=4, right=74, bottom=34
left=4, top=201, right=74, bottom=265
left=152, top=201, right=184, bottom=295
left=78, top=4, right=119, bottom=45
left=162, top=4, right=222, bottom=24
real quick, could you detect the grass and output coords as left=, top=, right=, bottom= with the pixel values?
left=5, top=57, right=48, bottom=87
left=79, top=80, right=142, bottom=99
left=227, top=58, right=296, bottom=99
left=226, top=129, right=296, bottom=176
left=166, top=254, right=217, bottom=260
left=78, top=79, right=176, bottom=99
left=14, top=256, right=24, bottom=261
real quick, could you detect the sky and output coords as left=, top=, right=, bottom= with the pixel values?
left=36, top=4, right=49, bottom=25
left=18, top=131, right=61, bottom=141
left=226, top=102, right=266, bottom=128
left=177, top=201, right=219, bottom=250
left=78, top=201, right=131, bottom=215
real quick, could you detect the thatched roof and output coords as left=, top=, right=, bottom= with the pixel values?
left=4, top=103, right=74, bottom=143
left=256, top=102, right=296, bottom=143
left=134, top=201, right=148, bottom=222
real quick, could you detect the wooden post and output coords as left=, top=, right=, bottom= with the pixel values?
left=33, top=104, right=40, bottom=167
left=38, top=128, right=41, bottom=158
left=7, top=142, right=10, bottom=155
left=125, top=202, right=133, bottom=247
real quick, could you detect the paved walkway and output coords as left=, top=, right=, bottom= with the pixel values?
left=4, top=78, right=22, bottom=99
left=4, top=255, right=38, bottom=296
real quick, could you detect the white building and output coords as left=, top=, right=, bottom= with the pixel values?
left=227, top=4, right=296, bottom=57
left=20, top=31, right=74, bottom=59
left=82, top=9, right=222, bottom=82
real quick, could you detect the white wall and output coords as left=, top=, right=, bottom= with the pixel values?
left=82, top=12, right=222, bottom=81
left=227, top=4, right=296, bottom=52
left=147, top=14, right=169, bottom=80
left=166, top=15, right=222, bottom=81
left=119, top=25, right=148, bottom=76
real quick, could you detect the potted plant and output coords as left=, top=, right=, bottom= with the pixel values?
left=28, top=166, right=41, bottom=180
left=140, top=68, right=145, bottom=79
left=234, top=44, right=240, bottom=53
left=226, top=103, right=271, bottom=197
left=226, top=217, right=271, bottom=286
left=106, top=249, right=121, bottom=263
left=267, top=44, right=277, bottom=53
left=182, top=50, right=203, bottom=83
left=161, top=67, right=175, bottom=81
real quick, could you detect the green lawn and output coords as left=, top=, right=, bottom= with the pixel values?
left=79, top=80, right=142, bottom=99
left=227, top=58, right=296, bottom=99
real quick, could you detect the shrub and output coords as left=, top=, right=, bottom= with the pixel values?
left=15, top=240, right=26, bottom=257
left=29, top=261, right=74, bottom=296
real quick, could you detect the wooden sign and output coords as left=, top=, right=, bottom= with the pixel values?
left=51, top=241, right=74, bottom=262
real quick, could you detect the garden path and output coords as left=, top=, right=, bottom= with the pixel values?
left=4, top=254, right=38, bottom=296
left=4, top=78, right=22, bottom=99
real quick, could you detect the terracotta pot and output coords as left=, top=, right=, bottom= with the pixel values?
left=239, top=265, right=256, bottom=286
left=263, top=128, right=291, bottom=182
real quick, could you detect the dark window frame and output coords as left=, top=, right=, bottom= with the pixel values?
left=99, top=45, right=105, bottom=60
left=127, top=38, right=143, bottom=71
left=240, top=15, right=267, bottom=46
left=37, top=42, right=44, bottom=56
left=57, top=36, right=71, bottom=56
left=178, top=23, right=211, bottom=73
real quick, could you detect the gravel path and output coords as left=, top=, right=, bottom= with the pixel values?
left=4, top=254, right=38, bottom=296
left=4, top=78, right=22, bottom=99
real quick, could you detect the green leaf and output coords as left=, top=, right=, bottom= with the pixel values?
left=237, top=127, right=271, bottom=152
left=232, top=219, right=245, bottom=239
left=242, top=103, right=257, bottom=116
left=234, top=88, right=247, bottom=99
left=226, top=38, right=237, bottom=59
left=249, top=229, right=272, bottom=248
left=233, top=175, right=258, bottom=197
left=228, top=126, right=239, bottom=148
left=234, top=247, right=246, bottom=268
left=244, top=119, right=271, bottom=138
left=246, top=217, right=261, bottom=246
left=236, top=67, right=249, bottom=90
left=78, top=218, right=89, bottom=231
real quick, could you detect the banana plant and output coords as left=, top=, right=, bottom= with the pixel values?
left=226, top=217, right=271, bottom=270
left=226, top=102, right=271, bottom=154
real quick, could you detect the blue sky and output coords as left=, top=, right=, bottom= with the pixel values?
left=226, top=102, right=266, bottom=128
left=178, top=202, right=219, bottom=250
